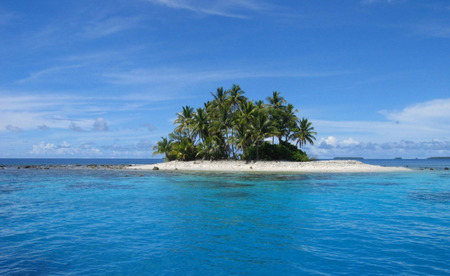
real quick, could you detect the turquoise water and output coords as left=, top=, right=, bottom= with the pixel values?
left=1, top=160, right=449, bottom=275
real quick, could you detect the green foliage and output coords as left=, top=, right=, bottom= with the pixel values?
left=153, top=84, right=317, bottom=161
left=291, top=118, right=317, bottom=148
left=245, top=141, right=309, bottom=161
left=196, top=137, right=225, bottom=160
left=152, top=136, right=173, bottom=161
left=171, top=138, right=197, bottom=161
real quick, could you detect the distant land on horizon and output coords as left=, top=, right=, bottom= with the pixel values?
left=427, top=157, right=450, bottom=159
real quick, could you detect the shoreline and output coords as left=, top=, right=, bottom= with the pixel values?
left=131, top=160, right=411, bottom=173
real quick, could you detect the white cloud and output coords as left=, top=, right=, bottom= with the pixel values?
left=30, top=141, right=78, bottom=155
left=381, top=98, right=450, bottom=124
left=27, top=139, right=156, bottom=157
left=5, top=124, right=22, bottom=132
left=69, top=121, right=84, bottom=132
left=342, top=137, right=359, bottom=146
left=0, top=92, right=172, bottom=132
left=313, top=99, right=450, bottom=142
left=325, top=136, right=337, bottom=146
left=305, top=98, right=450, bottom=158
left=27, top=139, right=153, bottom=158
left=93, top=117, right=109, bottom=131
left=29, top=141, right=103, bottom=156
left=307, top=137, right=450, bottom=159
left=37, top=125, right=50, bottom=130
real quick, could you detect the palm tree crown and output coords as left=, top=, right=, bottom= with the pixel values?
left=293, top=118, right=317, bottom=148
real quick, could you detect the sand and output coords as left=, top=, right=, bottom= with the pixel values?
left=130, top=160, right=411, bottom=173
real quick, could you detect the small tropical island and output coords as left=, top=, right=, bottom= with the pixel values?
left=132, top=85, right=410, bottom=173
left=153, top=85, right=315, bottom=162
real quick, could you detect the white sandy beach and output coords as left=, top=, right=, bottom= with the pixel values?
left=131, top=160, right=411, bottom=173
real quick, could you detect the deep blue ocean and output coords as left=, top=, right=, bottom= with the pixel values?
left=1, top=159, right=449, bottom=275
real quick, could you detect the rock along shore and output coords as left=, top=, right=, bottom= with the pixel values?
left=131, top=160, right=411, bottom=173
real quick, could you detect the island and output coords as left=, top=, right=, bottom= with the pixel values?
left=153, top=85, right=316, bottom=162
left=146, top=85, right=410, bottom=173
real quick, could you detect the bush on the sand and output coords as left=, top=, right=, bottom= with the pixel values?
left=245, top=141, right=309, bottom=161
left=168, top=138, right=197, bottom=161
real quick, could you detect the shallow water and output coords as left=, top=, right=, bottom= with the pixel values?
left=1, top=160, right=449, bottom=275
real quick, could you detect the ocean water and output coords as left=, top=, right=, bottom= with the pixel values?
left=1, top=159, right=449, bottom=275
left=0, top=158, right=162, bottom=166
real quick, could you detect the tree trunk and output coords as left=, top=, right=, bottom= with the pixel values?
left=256, top=143, right=260, bottom=161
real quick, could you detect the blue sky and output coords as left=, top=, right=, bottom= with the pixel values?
left=1, top=0, right=449, bottom=159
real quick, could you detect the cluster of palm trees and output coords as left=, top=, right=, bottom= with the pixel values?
left=153, top=85, right=317, bottom=161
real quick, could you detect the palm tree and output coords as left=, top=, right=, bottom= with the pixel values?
left=159, top=84, right=316, bottom=162
left=280, top=103, right=299, bottom=142
left=152, top=137, right=173, bottom=160
left=254, top=100, right=266, bottom=110
left=173, top=138, right=195, bottom=161
left=174, top=105, right=194, bottom=139
left=249, top=109, right=278, bottom=160
left=209, top=87, right=228, bottom=118
left=169, top=130, right=184, bottom=143
left=196, top=137, right=220, bottom=160
left=226, top=84, right=246, bottom=158
left=191, top=107, right=209, bottom=143
left=292, top=118, right=317, bottom=148
left=266, top=91, right=287, bottom=143
left=231, top=120, right=251, bottom=159
left=235, top=100, right=255, bottom=124
left=266, top=91, right=286, bottom=109
left=227, top=84, right=246, bottom=112
left=210, top=106, right=232, bottom=158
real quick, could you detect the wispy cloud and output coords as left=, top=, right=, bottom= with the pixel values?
left=81, top=16, right=141, bottom=38
left=415, top=23, right=450, bottom=38
left=69, top=121, right=85, bottom=132
left=144, top=0, right=273, bottom=18
left=19, top=13, right=141, bottom=50
left=312, top=98, right=450, bottom=142
left=361, top=0, right=401, bottom=5
left=380, top=98, right=450, bottom=125
left=5, top=125, right=22, bottom=132
left=0, top=10, right=15, bottom=25
left=143, top=123, right=156, bottom=131
left=103, top=67, right=350, bottom=85
left=17, top=64, right=84, bottom=83
left=304, top=97, right=450, bottom=158
left=0, top=91, right=176, bottom=133
left=37, top=125, right=50, bottom=131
